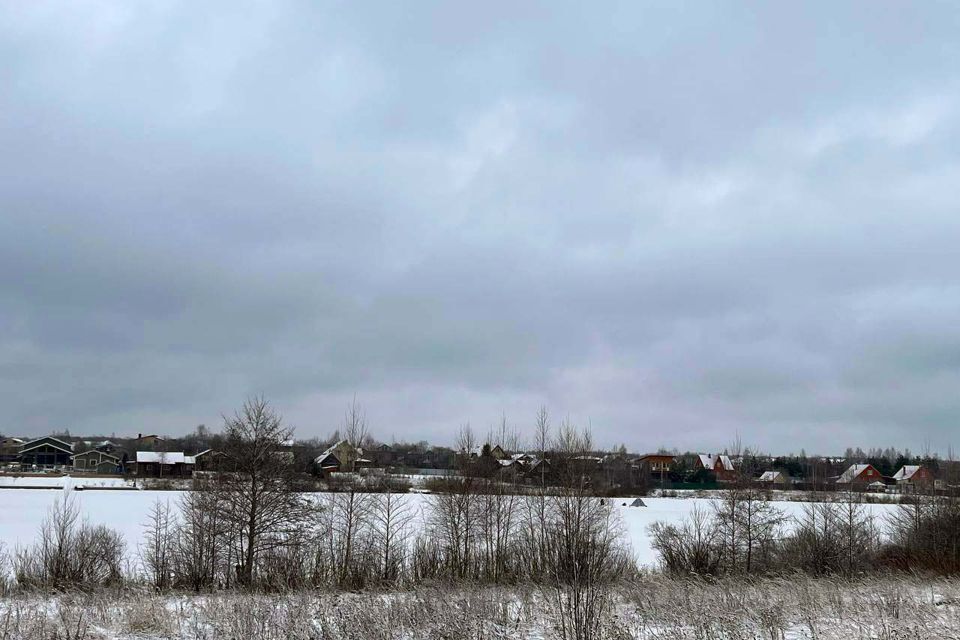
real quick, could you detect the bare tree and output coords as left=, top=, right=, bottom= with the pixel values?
left=140, top=499, right=175, bottom=591
left=478, top=484, right=519, bottom=581
left=535, top=406, right=551, bottom=487
left=175, top=483, right=230, bottom=591
left=325, top=478, right=374, bottom=587
left=545, top=421, right=628, bottom=640
left=343, top=395, right=370, bottom=450
left=219, top=397, right=318, bottom=587
left=370, top=485, right=416, bottom=583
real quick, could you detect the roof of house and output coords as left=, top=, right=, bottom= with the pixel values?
left=893, top=465, right=922, bottom=481
left=315, top=440, right=357, bottom=465
left=315, top=451, right=341, bottom=467
left=637, top=453, right=675, bottom=461
left=698, top=454, right=735, bottom=471
left=72, top=450, right=120, bottom=462
left=837, top=464, right=874, bottom=483
left=136, top=451, right=192, bottom=464
left=759, top=470, right=783, bottom=481
left=20, top=436, right=74, bottom=454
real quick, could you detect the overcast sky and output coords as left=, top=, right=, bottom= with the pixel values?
left=3, top=2, right=960, bottom=454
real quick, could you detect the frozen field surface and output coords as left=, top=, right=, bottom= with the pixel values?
left=0, top=475, right=135, bottom=489
left=0, top=487, right=901, bottom=567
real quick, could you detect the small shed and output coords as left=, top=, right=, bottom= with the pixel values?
left=628, top=497, right=646, bottom=507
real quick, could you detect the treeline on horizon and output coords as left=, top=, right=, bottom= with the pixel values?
left=13, top=401, right=953, bottom=481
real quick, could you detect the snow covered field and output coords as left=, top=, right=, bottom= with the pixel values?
left=0, top=487, right=902, bottom=567
left=1, top=576, right=959, bottom=639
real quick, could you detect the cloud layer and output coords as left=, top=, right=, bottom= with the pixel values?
left=3, top=2, right=960, bottom=453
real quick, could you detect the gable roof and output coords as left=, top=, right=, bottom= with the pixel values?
left=893, top=465, right=922, bottom=481
left=315, top=451, right=341, bottom=467
left=698, top=454, right=735, bottom=471
left=838, top=464, right=875, bottom=483
left=136, top=451, right=191, bottom=464
left=72, top=450, right=120, bottom=462
left=759, top=470, right=785, bottom=482
left=19, top=436, right=74, bottom=455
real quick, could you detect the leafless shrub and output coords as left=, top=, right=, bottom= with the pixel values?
left=885, top=492, right=960, bottom=572
left=649, top=505, right=723, bottom=576
left=780, top=493, right=881, bottom=577
left=14, top=494, right=126, bottom=590
left=711, top=486, right=786, bottom=574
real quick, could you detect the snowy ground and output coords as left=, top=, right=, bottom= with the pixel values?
left=1, top=576, right=958, bottom=639
left=0, top=487, right=902, bottom=567
left=0, top=474, right=136, bottom=489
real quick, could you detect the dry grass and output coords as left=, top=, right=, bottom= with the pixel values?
left=1, top=575, right=960, bottom=639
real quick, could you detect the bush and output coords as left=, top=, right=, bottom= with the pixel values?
left=14, top=494, right=126, bottom=590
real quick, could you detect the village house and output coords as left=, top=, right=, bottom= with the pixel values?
left=758, top=470, right=789, bottom=485
left=191, top=449, right=219, bottom=472
left=314, top=440, right=361, bottom=473
left=517, top=457, right=551, bottom=484
left=696, top=454, right=738, bottom=483
left=95, top=440, right=118, bottom=453
left=18, top=436, right=74, bottom=468
left=471, top=444, right=508, bottom=460
left=134, top=451, right=195, bottom=477
left=496, top=458, right=524, bottom=482
left=134, top=434, right=166, bottom=450
left=892, top=465, right=935, bottom=490
left=836, top=463, right=882, bottom=486
left=314, top=451, right=341, bottom=475
left=369, top=443, right=396, bottom=467
left=71, top=449, right=122, bottom=474
left=0, top=437, right=24, bottom=463
left=636, top=454, right=675, bottom=481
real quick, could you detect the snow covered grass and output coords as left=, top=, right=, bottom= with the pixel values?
left=1, top=575, right=959, bottom=639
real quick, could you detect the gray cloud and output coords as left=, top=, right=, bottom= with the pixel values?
left=3, top=1, right=960, bottom=454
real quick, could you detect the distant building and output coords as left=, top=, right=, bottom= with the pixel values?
left=758, top=470, right=789, bottom=485
left=370, top=443, right=396, bottom=466
left=134, top=451, right=195, bottom=477
left=0, top=437, right=24, bottom=463
left=72, top=449, right=121, bottom=474
left=314, top=451, right=342, bottom=475
left=471, top=444, right=508, bottom=460
left=314, top=440, right=360, bottom=473
left=892, top=465, right=934, bottom=489
left=95, top=440, right=118, bottom=453
left=636, top=454, right=675, bottom=481
left=696, top=454, right=737, bottom=483
left=18, top=436, right=74, bottom=468
left=836, top=463, right=882, bottom=485
left=135, top=434, right=166, bottom=449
